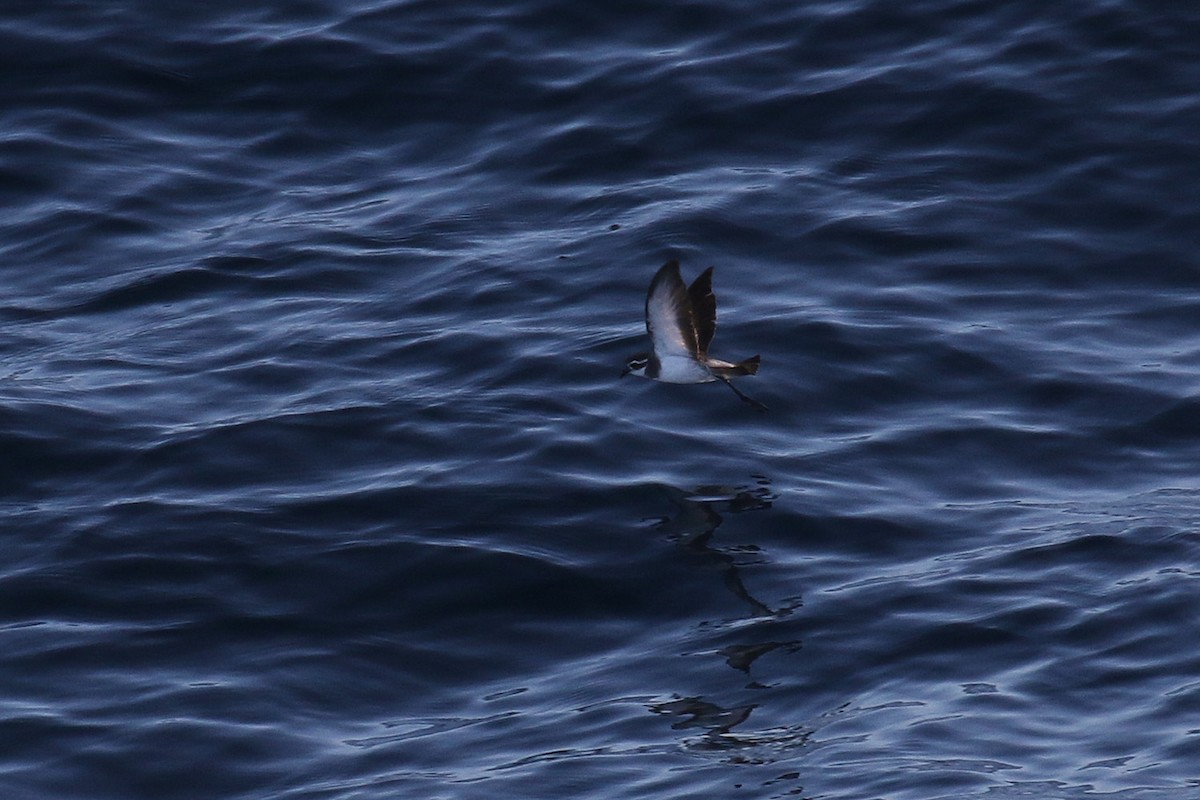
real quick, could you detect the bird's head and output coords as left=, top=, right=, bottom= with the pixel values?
left=621, top=353, right=650, bottom=379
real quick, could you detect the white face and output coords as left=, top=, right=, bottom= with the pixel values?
left=622, top=355, right=649, bottom=378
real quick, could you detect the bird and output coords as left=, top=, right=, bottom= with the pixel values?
left=621, top=260, right=765, bottom=411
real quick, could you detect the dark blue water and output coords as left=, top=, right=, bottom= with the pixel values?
left=4, top=1, right=1200, bottom=797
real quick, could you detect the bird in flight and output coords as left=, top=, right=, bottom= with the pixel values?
left=622, top=260, right=765, bottom=411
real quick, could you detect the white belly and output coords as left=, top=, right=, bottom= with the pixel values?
left=655, top=355, right=714, bottom=383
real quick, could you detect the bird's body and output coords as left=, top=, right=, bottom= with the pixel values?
left=622, top=260, right=765, bottom=410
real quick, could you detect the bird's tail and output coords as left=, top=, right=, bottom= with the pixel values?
left=734, top=355, right=760, bottom=376
left=720, top=357, right=758, bottom=379
left=708, top=355, right=760, bottom=378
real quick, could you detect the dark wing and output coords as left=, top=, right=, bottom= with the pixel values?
left=688, top=266, right=716, bottom=357
left=645, top=260, right=699, bottom=359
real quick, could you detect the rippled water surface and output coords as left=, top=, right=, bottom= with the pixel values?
left=4, top=1, right=1200, bottom=798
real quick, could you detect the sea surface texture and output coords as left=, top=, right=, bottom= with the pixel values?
left=3, top=1, right=1200, bottom=798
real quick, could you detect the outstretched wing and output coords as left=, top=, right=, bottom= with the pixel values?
left=688, top=266, right=716, bottom=357
left=645, top=260, right=699, bottom=360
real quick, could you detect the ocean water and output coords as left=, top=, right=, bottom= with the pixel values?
left=3, top=1, right=1200, bottom=798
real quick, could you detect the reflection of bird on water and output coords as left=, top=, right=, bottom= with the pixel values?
left=653, top=478, right=776, bottom=617
left=647, top=478, right=809, bottom=765
left=651, top=696, right=757, bottom=736
left=719, top=640, right=802, bottom=689
left=650, top=694, right=814, bottom=756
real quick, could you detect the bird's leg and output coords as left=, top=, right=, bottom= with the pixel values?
left=720, top=378, right=768, bottom=412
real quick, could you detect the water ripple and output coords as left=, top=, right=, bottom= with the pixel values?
left=3, top=1, right=1200, bottom=798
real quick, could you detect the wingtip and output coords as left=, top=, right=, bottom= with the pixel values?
left=651, top=259, right=679, bottom=281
